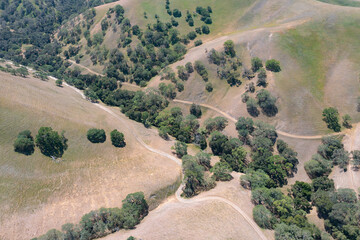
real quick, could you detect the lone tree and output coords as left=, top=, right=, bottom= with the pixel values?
left=111, top=129, right=126, bottom=147
left=322, top=107, right=341, bottom=132
left=224, top=40, right=235, bottom=58
left=87, top=128, right=106, bottom=143
left=265, top=59, right=281, bottom=72
left=14, top=130, right=35, bottom=155
left=36, top=127, right=68, bottom=158
left=190, top=103, right=202, bottom=118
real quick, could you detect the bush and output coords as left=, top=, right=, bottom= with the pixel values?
left=210, top=162, right=233, bottom=181
left=185, top=62, right=194, bottom=73
left=194, top=40, right=203, bottom=46
left=304, top=154, right=332, bottom=179
left=201, top=25, right=210, bottom=34
left=265, top=59, right=281, bottom=72
left=14, top=130, right=35, bottom=155
left=187, top=31, right=197, bottom=40
left=87, top=128, right=106, bottom=143
left=190, top=104, right=202, bottom=118
left=110, top=129, right=126, bottom=147
left=55, top=79, right=63, bottom=87
left=205, top=82, right=213, bottom=92
left=342, top=114, right=352, bottom=129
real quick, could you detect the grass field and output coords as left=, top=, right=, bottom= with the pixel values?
left=0, top=71, right=180, bottom=239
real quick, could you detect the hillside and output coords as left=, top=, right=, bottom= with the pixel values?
left=2, top=0, right=360, bottom=240
left=0, top=70, right=180, bottom=239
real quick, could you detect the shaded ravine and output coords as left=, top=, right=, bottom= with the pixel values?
left=48, top=76, right=269, bottom=240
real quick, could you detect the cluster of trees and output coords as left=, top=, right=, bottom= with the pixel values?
left=0, top=0, right=116, bottom=75
left=14, top=127, right=68, bottom=159
left=322, top=107, right=352, bottom=132
left=0, top=65, right=29, bottom=77
left=237, top=118, right=298, bottom=188
left=87, top=128, right=126, bottom=147
left=33, top=192, right=148, bottom=240
left=208, top=40, right=243, bottom=87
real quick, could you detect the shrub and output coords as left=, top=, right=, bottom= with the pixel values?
left=201, top=25, right=210, bottom=34
left=14, top=130, right=35, bottom=155
left=185, top=62, right=194, bottom=73
left=87, top=128, right=106, bottom=143
left=55, top=79, right=63, bottom=87
left=172, top=9, right=182, bottom=18
left=265, top=59, right=281, bottom=72
left=190, top=104, right=202, bottom=118
left=342, top=114, right=352, bottom=129
left=110, top=129, right=126, bottom=147
left=194, top=40, right=203, bottom=46
left=205, top=82, right=213, bottom=92
left=187, top=31, right=197, bottom=40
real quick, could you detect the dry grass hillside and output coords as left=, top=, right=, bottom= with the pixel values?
left=0, top=71, right=180, bottom=239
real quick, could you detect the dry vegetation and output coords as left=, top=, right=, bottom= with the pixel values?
left=0, top=71, right=180, bottom=239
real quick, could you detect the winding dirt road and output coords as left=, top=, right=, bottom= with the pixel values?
left=173, top=99, right=340, bottom=140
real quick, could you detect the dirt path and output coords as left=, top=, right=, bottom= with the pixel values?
left=175, top=184, right=268, bottom=240
left=173, top=99, right=341, bottom=140
left=46, top=76, right=268, bottom=240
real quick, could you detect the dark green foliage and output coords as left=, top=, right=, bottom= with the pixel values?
left=195, top=151, right=211, bottom=170
left=87, top=128, right=106, bottom=143
left=177, top=66, right=190, bottom=80
left=305, top=154, right=332, bottom=179
left=318, top=136, right=344, bottom=160
left=190, top=104, right=202, bottom=118
left=194, top=40, right=203, bottom=46
left=256, top=89, right=278, bottom=117
left=257, top=68, right=267, bottom=87
left=342, top=114, right=352, bottom=129
left=194, top=61, right=208, bottom=81
left=84, top=89, right=99, bottom=103
left=121, top=192, right=149, bottom=229
left=236, top=117, right=254, bottom=143
left=253, top=205, right=277, bottom=229
left=332, top=148, right=350, bottom=171
left=201, top=25, right=210, bottom=34
left=209, top=131, right=228, bottom=155
left=55, top=79, right=63, bottom=87
left=246, top=97, right=260, bottom=117
left=352, top=150, right=360, bottom=169
left=187, top=31, right=197, bottom=40
left=110, top=129, right=126, bottom=147
left=311, top=177, right=335, bottom=192
left=221, top=146, right=247, bottom=172
left=205, top=82, right=213, bottom=92
left=204, top=117, right=228, bottom=134
left=275, top=223, right=312, bottom=240
left=322, top=107, right=341, bottom=132
left=185, top=62, right=194, bottom=73
left=14, top=130, right=35, bottom=155
left=35, top=127, right=68, bottom=158
left=172, top=9, right=182, bottom=18
left=240, top=169, right=271, bottom=190
left=251, top=57, right=263, bottom=72
left=159, top=83, right=177, bottom=99
left=265, top=59, right=281, bottom=72
left=224, top=40, right=235, bottom=58
left=182, top=155, right=215, bottom=197
left=210, top=162, right=233, bottom=181
left=174, top=141, right=187, bottom=158
left=289, top=181, right=313, bottom=213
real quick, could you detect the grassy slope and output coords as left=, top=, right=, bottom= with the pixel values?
left=276, top=15, right=360, bottom=133
left=0, top=71, right=180, bottom=239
